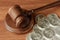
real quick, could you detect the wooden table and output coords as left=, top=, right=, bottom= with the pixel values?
left=0, top=0, right=60, bottom=40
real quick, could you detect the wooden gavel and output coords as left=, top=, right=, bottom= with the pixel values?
left=6, top=0, right=60, bottom=34
left=8, top=5, right=31, bottom=28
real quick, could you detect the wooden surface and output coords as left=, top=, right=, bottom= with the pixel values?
left=0, top=0, right=60, bottom=40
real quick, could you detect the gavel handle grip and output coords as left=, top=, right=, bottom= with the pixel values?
left=28, top=0, right=60, bottom=14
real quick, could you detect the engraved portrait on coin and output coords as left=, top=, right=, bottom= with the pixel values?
left=47, top=13, right=60, bottom=26
left=31, top=32, right=43, bottom=40
left=33, top=24, right=42, bottom=33
left=35, top=14, right=49, bottom=28
left=35, top=14, right=45, bottom=23
left=43, top=28, right=55, bottom=38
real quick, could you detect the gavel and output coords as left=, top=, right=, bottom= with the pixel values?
left=8, top=5, right=30, bottom=28
left=5, top=0, right=60, bottom=34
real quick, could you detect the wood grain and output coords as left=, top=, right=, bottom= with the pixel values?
left=0, top=0, right=60, bottom=40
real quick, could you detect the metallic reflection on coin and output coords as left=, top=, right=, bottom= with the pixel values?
left=31, top=32, right=43, bottom=40
left=35, top=14, right=49, bottom=28
left=54, top=27, right=60, bottom=35
left=43, top=28, right=55, bottom=38
left=42, top=38, right=46, bottom=40
left=33, top=24, right=42, bottom=33
left=47, top=13, right=60, bottom=26
left=52, top=36, right=60, bottom=40
left=47, top=13, right=60, bottom=35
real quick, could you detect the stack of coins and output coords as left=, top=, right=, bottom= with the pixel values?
left=26, top=24, right=55, bottom=40
left=26, top=24, right=43, bottom=40
left=47, top=13, right=60, bottom=26
left=47, top=13, right=60, bottom=36
left=26, top=13, right=60, bottom=40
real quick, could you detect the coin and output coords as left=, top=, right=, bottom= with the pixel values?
left=40, top=18, right=49, bottom=28
left=35, top=14, right=49, bottom=28
left=33, top=24, right=42, bottom=33
left=31, top=32, right=43, bottom=40
left=54, top=27, right=60, bottom=35
left=37, top=19, right=49, bottom=28
left=52, top=36, right=60, bottom=40
left=42, top=38, right=46, bottom=40
left=47, top=13, right=60, bottom=26
left=43, top=28, right=55, bottom=38
left=26, top=31, right=43, bottom=40
left=35, top=14, right=45, bottom=23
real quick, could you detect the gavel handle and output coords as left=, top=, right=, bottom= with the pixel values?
left=29, top=1, right=60, bottom=13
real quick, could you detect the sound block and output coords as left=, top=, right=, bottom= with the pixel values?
left=5, top=14, right=34, bottom=34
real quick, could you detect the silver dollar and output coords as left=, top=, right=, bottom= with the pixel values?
left=43, top=28, right=55, bottom=38
left=33, top=24, right=42, bottom=33
left=35, top=14, right=49, bottom=28
left=31, top=32, right=43, bottom=40
left=35, top=14, right=45, bottom=23
left=47, top=13, right=60, bottom=26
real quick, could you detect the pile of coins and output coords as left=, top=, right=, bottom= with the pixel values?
left=26, top=13, right=60, bottom=40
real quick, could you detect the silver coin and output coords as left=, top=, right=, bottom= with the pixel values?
left=35, top=14, right=49, bottom=28
left=52, top=36, right=60, bottom=40
left=31, top=32, right=43, bottom=40
left=54, top=27, right=60, bottom=35
left=35, top=14, right=45, bottom=23
left=38, top=19, right=49, bottom=28
left=42, top=38, right=46, bottom=40
left=33, top=24, right=42, bottom=33
left=47, top=13, right=60, bottom=26
left=37, top=17, right=49, bottom=28
left=43, top=28, right=55, bottom=38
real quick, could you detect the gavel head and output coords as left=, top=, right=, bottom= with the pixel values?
left=8, top=5, right=30, bottom=28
